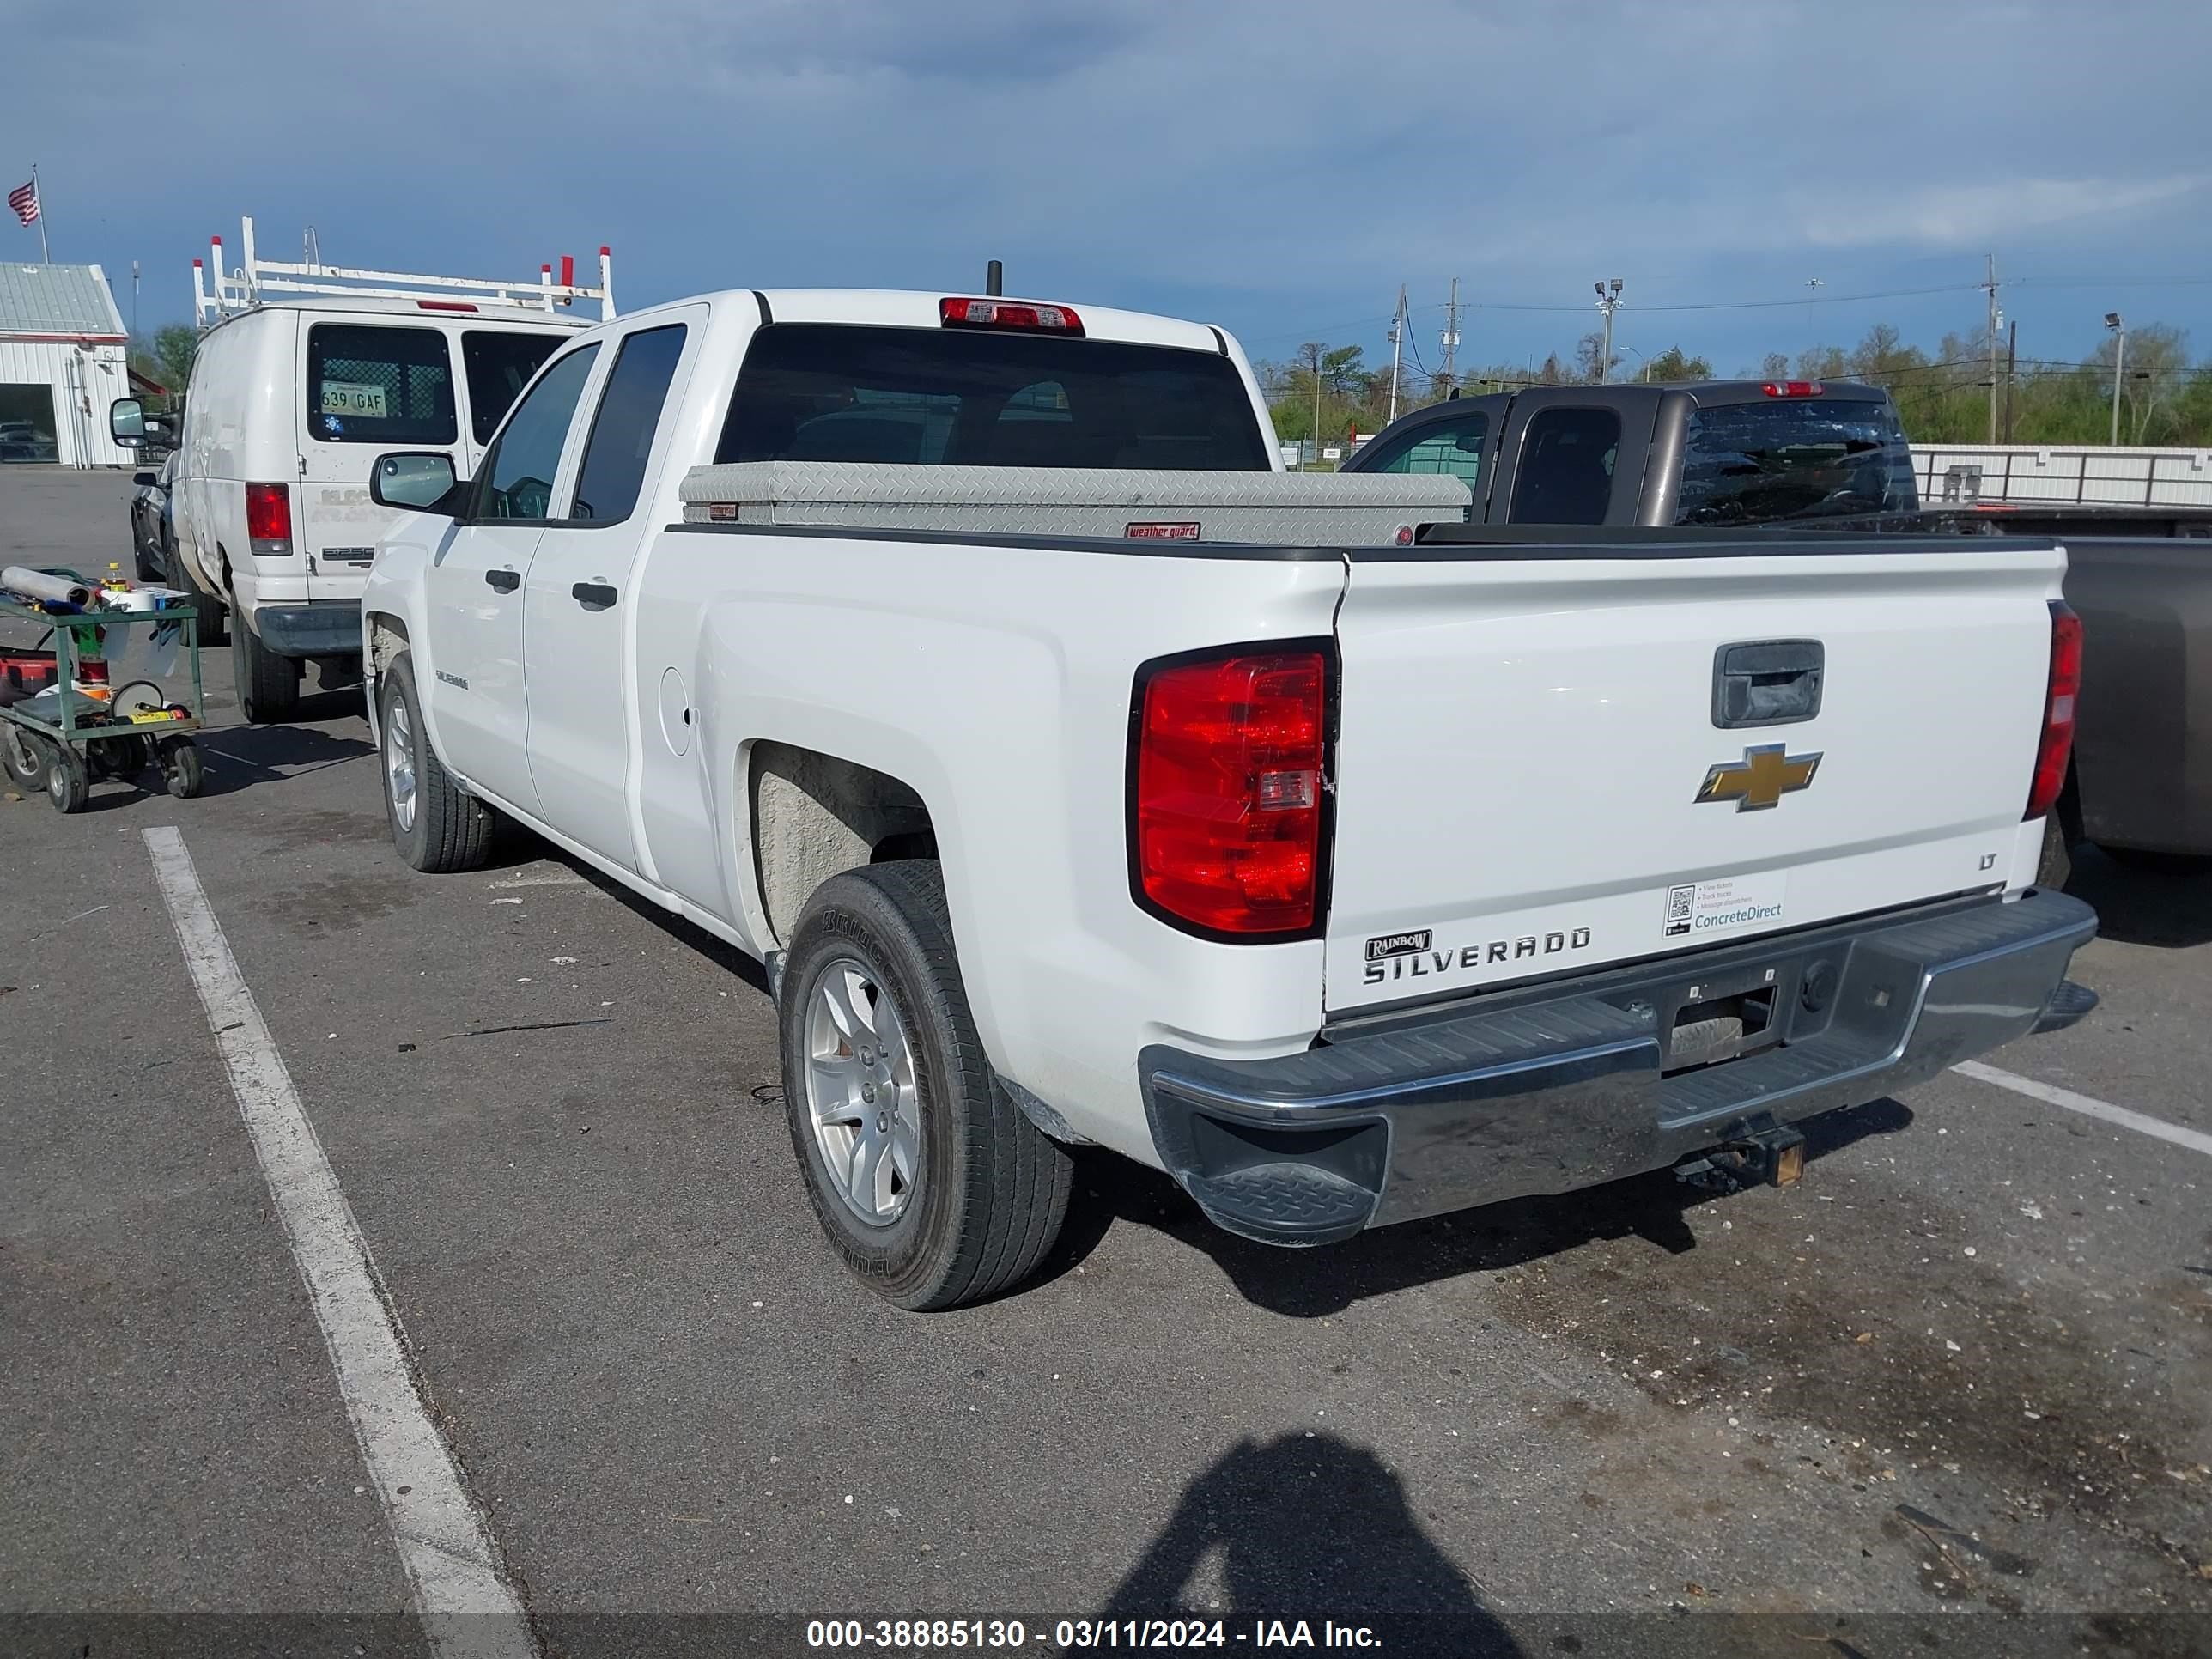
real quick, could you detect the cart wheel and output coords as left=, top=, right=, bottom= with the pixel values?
left=156, top=735, right=204, bottom=799
left=3, top=726, right=46, bottom=790
left=46, top=743, right=89, bottom=814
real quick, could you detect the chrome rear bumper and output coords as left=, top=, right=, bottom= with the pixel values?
left=1139, top=890, right=2097, bottom=1247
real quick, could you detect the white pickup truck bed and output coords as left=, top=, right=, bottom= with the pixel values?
left=360, top=285, right=2095, bottom=1309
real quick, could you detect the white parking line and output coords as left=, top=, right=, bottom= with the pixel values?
left=143, top=827, right=539, bottom=1659
left=1954, top=1059, right=2212, bottom=1157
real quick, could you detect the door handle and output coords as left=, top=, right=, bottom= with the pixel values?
left=483, top=568, right=520, bottom=592
left=1712, top=640, right=1824, bottom=728
left=572, top=581, right=618, bottom=608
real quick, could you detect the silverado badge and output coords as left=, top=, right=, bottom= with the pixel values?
left=1696, top=743, right=1822, bottom=812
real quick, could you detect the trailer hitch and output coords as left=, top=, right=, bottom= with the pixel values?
left=1674, top=1121, right=1807, bottom=1194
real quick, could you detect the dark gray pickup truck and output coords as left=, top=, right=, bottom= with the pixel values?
left=1349, top=380, right=2212, bottom=870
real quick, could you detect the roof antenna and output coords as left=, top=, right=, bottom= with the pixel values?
left=986, top=259, right=1003, bottom=297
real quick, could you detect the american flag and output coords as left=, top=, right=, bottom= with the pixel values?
left=7, top=179, right=36, bottom=227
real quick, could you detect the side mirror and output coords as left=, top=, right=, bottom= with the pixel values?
left=371, top=451, right=462, bottom=514
left=133, top=471, right=158, bottom=487
left=111, top=398, right=177, bottom=448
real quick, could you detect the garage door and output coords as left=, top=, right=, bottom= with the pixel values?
left=0, top=384, right=59, bottom=464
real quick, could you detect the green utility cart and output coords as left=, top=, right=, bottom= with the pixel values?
left=0, top=592, right=207, bottom=813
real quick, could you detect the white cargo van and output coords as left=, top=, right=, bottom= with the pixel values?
left=111, top=219, right=614, bottom=722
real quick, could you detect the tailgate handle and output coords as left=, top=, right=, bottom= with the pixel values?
left=1713, top=640, right=1824, bottom=729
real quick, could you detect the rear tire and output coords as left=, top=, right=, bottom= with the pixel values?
left=2097, top=844, right=2212, bottom=877
left=778, top=861, right=1072, bottom=1310
left=234, top=622, right=301, bottom=725
left=2034, top=814, right=2072, bottom=891
left=378, top=653, right=496, bottom=872
left=4, top=725, right=46, bottom=789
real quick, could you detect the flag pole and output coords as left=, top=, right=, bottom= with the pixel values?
left=33, top=164, right=48, bottom=262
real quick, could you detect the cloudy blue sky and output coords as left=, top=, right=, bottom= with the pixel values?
left=9, top=0, right=2210, bottom=378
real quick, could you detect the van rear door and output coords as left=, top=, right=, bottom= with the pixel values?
left=295, top=317, right=466, bottom=599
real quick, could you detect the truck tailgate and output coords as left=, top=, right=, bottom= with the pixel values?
left=1324, top=538, right=2066, bottom=1013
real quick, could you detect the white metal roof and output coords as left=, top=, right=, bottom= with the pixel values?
left=0, top=263, right=127, bottom=341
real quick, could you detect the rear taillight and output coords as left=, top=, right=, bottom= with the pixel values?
left=939, top=297, right=1085, bottom=335
left=2027, top=599, right=2081, bottom=822
left=245, top=482, right=293, bottom=556
left=1132, top=647, right=1329, bottom=938
left=1759, top=380, right=1825, bottom=398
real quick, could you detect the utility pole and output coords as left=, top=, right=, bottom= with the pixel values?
left=131, top=260, right=140, bottom=338
left=1983, top=254, right=2001, bottom=444
left=1440, top=277, right=1461, bottom=395
left=2003, top=319, right=2018, bottom=443
left=2106, top=312, right=2126, bottom=446
left=1304, top=340, right=1323, bottom=471
left=1386, top=284, right=1406, bottom=424
left=1594, top=277, right=1623, bottom=384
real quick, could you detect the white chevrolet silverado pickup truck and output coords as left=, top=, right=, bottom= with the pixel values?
left=359, top=288, right=2097, bottom=1310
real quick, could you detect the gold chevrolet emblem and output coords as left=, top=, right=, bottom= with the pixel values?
left=1696, top=743, right=1823, bottom=811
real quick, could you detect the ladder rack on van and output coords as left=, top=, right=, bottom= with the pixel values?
left=192, top=216, right=616, bottom=326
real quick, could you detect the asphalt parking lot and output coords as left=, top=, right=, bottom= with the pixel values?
left=4, top=465, right=2209, bottom=1659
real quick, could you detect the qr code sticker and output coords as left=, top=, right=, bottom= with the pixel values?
left=1665, top=884, right=1695, bottom=936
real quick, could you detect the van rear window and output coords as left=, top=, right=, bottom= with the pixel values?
left=1675, top=399, right=1917, bottom=525
left=306, top=324, right=457, bottom=447
left=715, top=325, right=1268, bottom=471
left=462, top=331, right=562, bottom=445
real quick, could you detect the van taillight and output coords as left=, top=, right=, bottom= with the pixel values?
left=2027, top=600, right=2081, bottom=822
left=1132, top=647, right=1329, bottom=938
left=246, top=483, right=293, bottom=556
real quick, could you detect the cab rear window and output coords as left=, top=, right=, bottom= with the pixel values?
left=306, top=325, right=457, bottom=447
left=1675, top=398, right=1917, bottom=525
left=716, top=325, right=1268, bottom=471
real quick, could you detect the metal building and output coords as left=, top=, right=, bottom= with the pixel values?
left=0, top=263, right=133, bottom=467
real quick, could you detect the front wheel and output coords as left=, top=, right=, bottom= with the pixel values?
left=156, top=735, right=204, bottom=799
left=378, top=653, right=496, bottom=872
left=777, top=861, right=1072, bottom=1310
left=45, top=741, right=88, bottom=813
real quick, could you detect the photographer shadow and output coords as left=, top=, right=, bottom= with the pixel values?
left=1099, top=1432, right=1520, bottom=1656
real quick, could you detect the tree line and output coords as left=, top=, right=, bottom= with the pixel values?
left=1261, top=321, right=2212, bottom=449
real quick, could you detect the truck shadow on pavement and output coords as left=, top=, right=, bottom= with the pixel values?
left=2060, top=844, right=2212, bottom=947
left=1099, top=1431, right=1520, bottom=1656
left=194, top=720, right=375, bottom=797
left=1057, top=1097, right=1914, bottom=1318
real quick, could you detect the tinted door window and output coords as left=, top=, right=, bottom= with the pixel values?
left=1364, top=412, right=1488, bottom=485
left=1674, top=398, right=1917, bottom=525
left=475, top=345, right=600, bottom=522
left=716, top=325, right=1268, bottom=471
left=462, top=331, right=563, bottom=445
left=1508, top=407, right=1620, bottom=524
left=306, top=325, right=456, bottom=446
left=569, top=325, right=687, bottom=524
